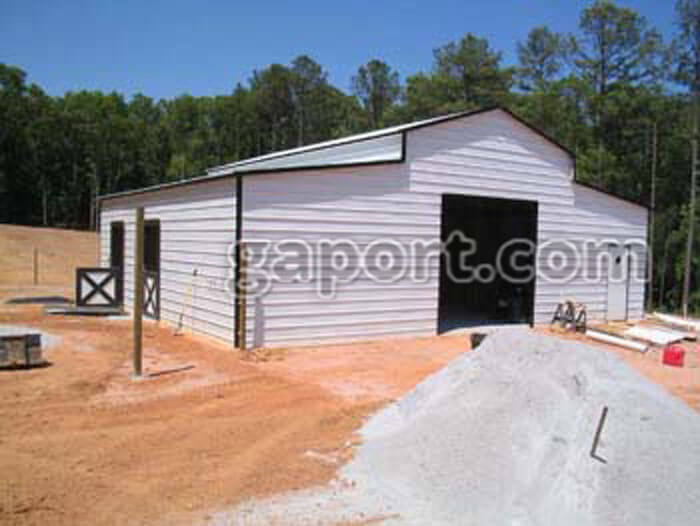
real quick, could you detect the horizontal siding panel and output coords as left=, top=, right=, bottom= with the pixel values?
left=246, top=320, right=437, bottom=347
left=410, top=157, right=569, bottom=183
left=410, top=185, right=573, bottom=207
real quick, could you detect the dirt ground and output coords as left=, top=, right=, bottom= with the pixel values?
left=0, top=224, right=98, bottom=286
left=2, top=310, right=697, bottom=526
left=2, top=225, right=699, bottom=525
left=0, top=301, right=467, bottom=526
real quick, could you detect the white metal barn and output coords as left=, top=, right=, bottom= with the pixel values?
left=98, top=107, right=648, bottom=348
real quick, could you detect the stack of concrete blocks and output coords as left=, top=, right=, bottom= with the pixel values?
left=0, top=333, right=43, bottom=367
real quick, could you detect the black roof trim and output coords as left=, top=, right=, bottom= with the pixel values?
left=492, top=108, right=647, bottom=209
left=96, top=159, right=405, bottom=202
left=573, top=179, right=649, bottom=210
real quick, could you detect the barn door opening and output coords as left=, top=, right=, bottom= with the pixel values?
left=143, top=220, right=160, bottom=320
left=110, top=222, right=124, bottom=304
left=606, top=243, right=629, bottom=321
left=438, top=194, right=538, bottom=333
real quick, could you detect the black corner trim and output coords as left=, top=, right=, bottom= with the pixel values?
left=233, top=174, right=243, bottom=349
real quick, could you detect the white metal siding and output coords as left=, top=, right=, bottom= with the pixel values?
left=99, top=178, right=236, bottom=344
left=406, top=111, right=647, bottom=324
left=242, top=164, right=426, bottom=347
left=242, top=109, right=647, bottom=347
left=207, top=134, right=403, bottom=177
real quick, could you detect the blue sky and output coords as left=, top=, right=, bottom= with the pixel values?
left=1, top=0, right=677, bottom=100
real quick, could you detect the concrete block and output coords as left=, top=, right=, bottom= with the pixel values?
left=0, top=333, right=44, bottom=367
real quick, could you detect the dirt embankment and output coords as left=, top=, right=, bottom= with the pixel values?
left=0, top=224, right=98, bottom=290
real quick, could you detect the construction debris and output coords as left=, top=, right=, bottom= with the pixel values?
left=0, top=333, right=44, bottom=367
left=663, top=345, right=686, bottom=368
left=652, top=312, right=700, bottom=333
left=624, top=325, right=686, bottom=346
left=0, top=325, right=58, bottom=368
left=586, top=328, right=649, bottom=352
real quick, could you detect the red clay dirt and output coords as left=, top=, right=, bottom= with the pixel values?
left=0, top=303, right=467, bottom=526
left=2, top=307, right=699, bottom=526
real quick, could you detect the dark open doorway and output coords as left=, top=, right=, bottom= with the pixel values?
left=438, top=194, right=538, bottom=333
left=110, top=222, right=124, bottom=304
left=143, top=219, right=161, bottom=320
left=144, top=220, right=160, bottom=274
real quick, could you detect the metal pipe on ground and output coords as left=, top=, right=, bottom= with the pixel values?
left=586, top=329, right=649, bottom=352
left=652, top=312, right=700, bottom=332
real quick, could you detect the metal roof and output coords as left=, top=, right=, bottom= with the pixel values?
left=204, top=111, right=473, bottom=177
left=97, top=107, right=652, bottom=207
left=98, top=107, right=505, bottom=202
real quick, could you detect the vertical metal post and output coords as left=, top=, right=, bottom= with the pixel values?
left=33, top=248, right=39, bottom=285
left=133, top=207, right=144, bottom=377
left=238, top=242, right=247, bottom=351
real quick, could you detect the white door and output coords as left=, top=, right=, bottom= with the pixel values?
left=606, top=243, right=629, bottom=320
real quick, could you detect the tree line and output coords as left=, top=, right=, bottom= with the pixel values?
left=1, top=0, right=699, bottom=314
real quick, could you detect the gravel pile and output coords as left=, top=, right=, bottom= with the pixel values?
left=217, top=328, right=700, bottom=525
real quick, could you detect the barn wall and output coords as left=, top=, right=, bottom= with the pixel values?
left=242, top=163, right=431, bottom=347
left=99, top=178, right=237, bottom=344
left=405, top=111, right=647, bottom=323
left=242, top=109, right=647, bottom=347
left=98, top=109, right=647, bottom=349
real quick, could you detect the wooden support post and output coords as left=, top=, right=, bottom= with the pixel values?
left=33, top=248, right=38, bottom=285
left=238, top=242, right=247, bottom=351
left=133, top=207, right=144, bottom=377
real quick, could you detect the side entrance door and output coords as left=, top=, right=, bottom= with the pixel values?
left=110, top=222, right=124, bottom=304
left=143, top=220, right=161, bottom=320
left=606, top=243, right=629, bottom=321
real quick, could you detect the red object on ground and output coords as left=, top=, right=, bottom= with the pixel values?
left=663, top=345, right=685, bottom=367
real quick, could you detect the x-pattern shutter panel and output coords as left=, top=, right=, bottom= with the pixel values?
left=76, top=268, right=121, bottom=308
left=143, top=271, right=160, bottom=320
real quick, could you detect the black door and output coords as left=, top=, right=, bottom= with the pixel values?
left=144, top=220, right=160, bottom=274
left=143, top=220, right=161, bottom=320
left=438, top=194, right=538, bottom=332
left=110, top=222, right=124, bottom=304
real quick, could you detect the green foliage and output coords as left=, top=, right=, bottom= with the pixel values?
left=351, top=59, right=401, bottom=128
left=574, top=0, right=665, bottom=94
left=675, top=0, right=700, bottom=91
left=517, top=26, right=570, bottom=91
left=432, top=33, right=514, bottom=108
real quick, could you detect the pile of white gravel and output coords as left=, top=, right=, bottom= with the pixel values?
left=214, top=328, right=700, bottom=526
